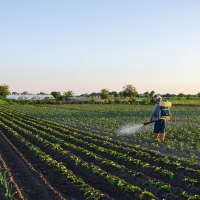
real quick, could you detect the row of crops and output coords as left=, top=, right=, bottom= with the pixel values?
left=0, top=163, right=16, bottom=199
left=4, top=104, right=200, bottom=164
left=0, top=105, right=200, bottom=199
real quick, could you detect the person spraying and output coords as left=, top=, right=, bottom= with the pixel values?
left=150, top=96, right=166, bottom=143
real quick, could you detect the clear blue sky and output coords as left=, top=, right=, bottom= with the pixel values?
left=1, top=0, right=200, bottom=95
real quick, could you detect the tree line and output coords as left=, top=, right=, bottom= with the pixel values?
left=39, top=85, right=139, bottom=100
left=1, top=84, right=200, bottom=99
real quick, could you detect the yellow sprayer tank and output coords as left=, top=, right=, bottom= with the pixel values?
left=159, top=100, right=172, bottom=120
left=160, top=101, right=172, bottom=108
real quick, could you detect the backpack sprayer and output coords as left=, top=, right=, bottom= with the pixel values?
left=143, top=100, right=172, bottom=126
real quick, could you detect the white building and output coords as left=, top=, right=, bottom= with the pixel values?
left=7, top=94, right=54, bottom=100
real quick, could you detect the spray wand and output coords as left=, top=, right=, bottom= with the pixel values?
left=143, top=118, right=169, bottom=126
left=143, top=120, right=155, bottom=126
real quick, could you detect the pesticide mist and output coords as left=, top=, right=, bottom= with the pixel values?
left=117, top=124, right=144, bottom=135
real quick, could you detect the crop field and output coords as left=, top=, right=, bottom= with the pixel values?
left=0, top=104, right=200, bottom=199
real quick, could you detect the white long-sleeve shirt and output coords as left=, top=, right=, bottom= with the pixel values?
left=150, top=103, right=161, bottom=120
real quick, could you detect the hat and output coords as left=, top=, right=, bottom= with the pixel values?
left=156, top=96, right=162, bottom=100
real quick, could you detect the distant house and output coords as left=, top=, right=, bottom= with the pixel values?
left=89, top=93, right=100, bottom=98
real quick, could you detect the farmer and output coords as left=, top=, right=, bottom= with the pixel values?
left=150, top=96, right=166, bottom=143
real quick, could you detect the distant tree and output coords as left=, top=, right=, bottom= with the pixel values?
left=38, top=92, right=47, bottom=95
left=0, top=84, right=10, bottom=98
left=100, top=89, right=109, bottom=99
left=110, top=91, right=119, bottom=98
left=122, top=84, right=138, bottom=98
left=144, top=91, right=149, bottom=97
left=165, top=93, right=171, bottom=98
left=22, top=91, right=28, bottom=95
left=186, top=94, right=192, bottom=99
left=150, top=91, right=155, bottom=97
left=57, top=96, right=66, bottom=101
left=51, top=91, right=61, bottom=99
left=83, top=93, right=90, bottom=97
left=63, top=91, right=74, bottom=97
left=12, top=92, right=19, bottom=95
left=154, top=93, right=161, bottom=98
left=119, top=91, right=124, bottom=97
left=177, top=93, right=185, bottom=97
left=197, top=92, right=200, bottom=98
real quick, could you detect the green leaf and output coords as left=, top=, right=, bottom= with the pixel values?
left=109, top=180, right=116, bottom=186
